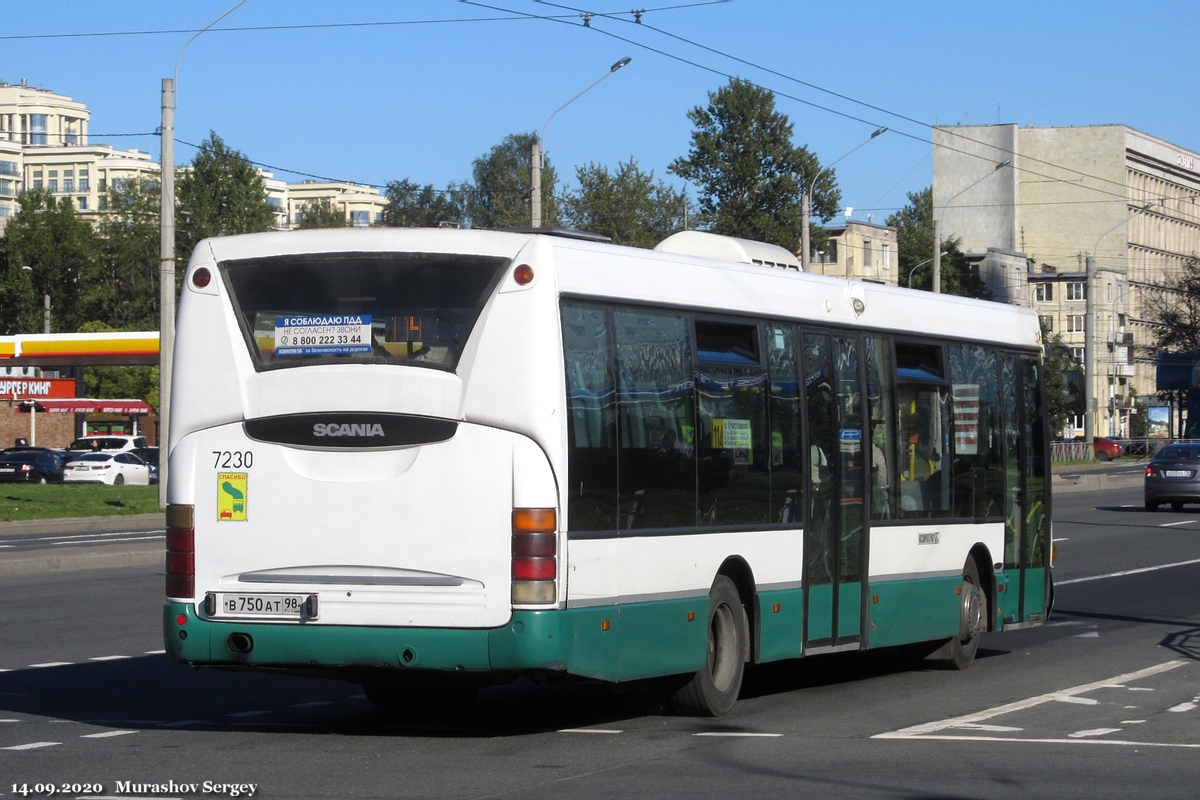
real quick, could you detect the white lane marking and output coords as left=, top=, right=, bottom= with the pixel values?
left=1159, top=520, right=1197, bottom=528
left=559, top=728, right=624, bottom=734
left=693, top=732, right=784, bottom=738
left=1074, top=632, right=1100, bottom=638
left=81, top=730, right=137, bottom=738
left=88, top=655, right=131, bottom=661
left=8, top=530, right=165, bottom=544
left=949, top=723, right=1023, bottom=732
left=52, top=535, right=165, bottom=546
left=1169, top=701, right=1198, bottom=713
left=1057, top=696, right=1100, bottom=705
left=1056, top=558, right=1200, bottom=585
left=28, top=662, right=72, bottom=668
left=3, top=741, right=60, bottom=750
left=1121, top=720, right=1147, bottom=724
left=1069, top=728, right=1122, bottom=738
left=885, top=734, right=1200, bottom=749
left=145, top=650, right=166, bottom=655
left=876, top=661, right=1185, bottom=740
left=0, top=718, right=19, bottom=722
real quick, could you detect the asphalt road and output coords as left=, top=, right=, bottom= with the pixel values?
left=2, top=471, right=1200, bottom=799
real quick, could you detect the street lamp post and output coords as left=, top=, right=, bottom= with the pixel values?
left=931, top=159, right=1011, bottom=294
left=19, top=265, right=49, bottom=333
left=159, top=0, right=245, bottom=507
left=801, top=127, right=886, bottom=270
left=907, top=252, right=948, bottom=289
left=1083, top=200, right=1156, bottom=450
left=531, top=57, right=631, bottom=229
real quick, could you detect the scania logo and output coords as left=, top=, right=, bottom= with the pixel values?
left=312, top=422, right=385, bottom=438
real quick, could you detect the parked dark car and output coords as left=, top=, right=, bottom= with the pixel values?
left=1094, top=436, right=1123, bottom=461
left=132, top=447, right=160, bottom=484
left=1144, top=443, right=1200, bottom=511
left=0, top=449, right=67, bottom=483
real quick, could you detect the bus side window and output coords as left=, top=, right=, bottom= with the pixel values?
left=615, top=310, right=696, bottom=529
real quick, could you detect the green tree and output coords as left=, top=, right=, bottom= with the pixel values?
left=467, top=132, right=558, bottom=229
left=886, top=187, right=990, bottom=298
left=176, top=132, right=276, bottom=266
left=91, top=178, right=161, bottom=330
left=77, top=321, right=159, bottom=408
left=296, top=198, right=349, bottom=229
left=380, top=180, right=466, bottom=228
left=1141, top=257, right=1200, bottom=355
left=562, top=159, right=689, bottom=248
left=669, top=78, right=834, bottom=251
left=0, top=188, right=101, bottom=333
left=1041, top=322, right=1080, bottom=436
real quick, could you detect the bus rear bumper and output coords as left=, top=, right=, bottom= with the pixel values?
left=163, top=602, right=570, bottom=675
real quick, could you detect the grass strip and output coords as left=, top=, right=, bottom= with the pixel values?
left=0, top=484, right=160, bottom=521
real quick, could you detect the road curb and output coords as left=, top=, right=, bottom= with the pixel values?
left=0, top=541, right=162, bottom=576
left=0, top=512, right=165, bottom=538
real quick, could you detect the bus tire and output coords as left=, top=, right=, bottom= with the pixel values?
left=668, top=575, right=746, bottom=717
left=946, top=559, right=985, bottom=670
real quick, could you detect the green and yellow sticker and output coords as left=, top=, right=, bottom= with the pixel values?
left=217, top=472, right=247, bottom=521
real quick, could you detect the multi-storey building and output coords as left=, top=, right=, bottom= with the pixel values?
left=0, top=81, right=387, bottom=235
left=812, top=217, right=899, bottom=284
left=933, top=123, right=1200, bottom=437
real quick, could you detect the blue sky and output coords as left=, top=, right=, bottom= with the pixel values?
left=3, top=1, right=1196, bottom=225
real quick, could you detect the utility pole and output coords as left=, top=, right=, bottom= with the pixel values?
left=1084, top=255, right=1096, bottom=452
left=159, top=77, right=175, bottom=508
left=932, top=218, right=942, bottom=294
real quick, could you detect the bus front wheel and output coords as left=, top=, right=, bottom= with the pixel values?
left=668, top=575, right=747, bottom=717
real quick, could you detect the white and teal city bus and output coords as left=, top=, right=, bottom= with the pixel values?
left=163, top=227, right=1052, bottom=716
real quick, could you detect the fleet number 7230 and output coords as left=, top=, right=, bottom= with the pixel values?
left=213, top=450, right=254, bottom=469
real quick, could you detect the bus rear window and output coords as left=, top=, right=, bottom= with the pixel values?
left=221, top=252, right=508, bottom=372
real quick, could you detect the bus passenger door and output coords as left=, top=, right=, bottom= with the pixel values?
left=1002, top=354, right=1051, bottom=625
left=801, top=330, right=866, bottom=652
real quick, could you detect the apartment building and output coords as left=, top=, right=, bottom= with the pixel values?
left=812, top=218, right=899, bottom=284
left=933, top=123, right=1200, bottom=437
left=0, top=82, right=386, bottom=235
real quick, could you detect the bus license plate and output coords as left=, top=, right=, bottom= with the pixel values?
left=1165, top=470, right=1192, bottom=478
left=218, top=593, right=306, bottom=618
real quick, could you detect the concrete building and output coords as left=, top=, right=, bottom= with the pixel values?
left=933, top=123, right=1200, bottom=437
left=0, top=82, right=387, bottom=236
left=287, top=179, right=386, bottom=229
left=813, top=218, right=900, bottom=285
left=0, top=82, right=162, bottom=234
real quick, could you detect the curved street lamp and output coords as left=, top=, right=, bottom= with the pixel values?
left=19, top=265, right=50, bottom=334
left=801, top=127, right=887, bottom=271
left=531, top=57, right=631, bottom=228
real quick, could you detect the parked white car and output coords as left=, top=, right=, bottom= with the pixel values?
left=63, top=451, right=152, bottom=485
left=64, top=435, right=148, bottom=455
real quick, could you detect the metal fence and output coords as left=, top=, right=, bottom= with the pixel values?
left=1050, top=438, right=1175, bottom=462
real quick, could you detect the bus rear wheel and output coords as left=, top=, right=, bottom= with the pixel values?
left=668, top=575, right=747, bottom=717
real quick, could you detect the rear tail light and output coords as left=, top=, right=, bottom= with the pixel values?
left=1146, top=466, right=1154, bottom=477
left=165, top=503, right=195, bottom=599
left=512, top=508, right=557, bottom=605
left=19, top=464, right=30, bottom=473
